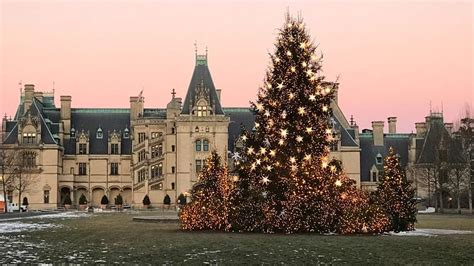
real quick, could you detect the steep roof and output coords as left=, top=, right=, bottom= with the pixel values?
left=181, top=56, right=224, bottom=115
left=65, top=109, right=131, bottom=155
left=417, top=117, right=465, bottom=165
left=359, top=133, right=411, bottom=182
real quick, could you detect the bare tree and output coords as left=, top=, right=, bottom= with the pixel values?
left=11, top=150, right=40, bottom=209
left=454, top=104, right=473, bottom=214
left=447, top=165, right=469, bottom=214
left=0, top=149, right=17, bottom=213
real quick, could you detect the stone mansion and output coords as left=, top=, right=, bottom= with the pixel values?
left=1, top=52, right=461, bottom=209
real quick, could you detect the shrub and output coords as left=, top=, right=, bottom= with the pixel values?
left=178, top=193, right=187, bottom=205
left=115, top=194, right=123, bottom=205
left=101, top=195, right=109, bottom=205
left=78, top=194, right=87, bottom=205
left=22, top=197, right=29, bottom=206
left=143, top=195, right=151, bottom=206
left=64, top=194, right=72, bottom=205
left=163, top=194, right=171, bottom=205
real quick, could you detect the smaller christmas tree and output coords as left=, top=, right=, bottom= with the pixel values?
left=374, top=147, right=417, bottom=232
left=180, top=151, right=231, bottom=231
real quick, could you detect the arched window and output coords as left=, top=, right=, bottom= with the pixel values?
left=195, top=140, right=202, bottom=151
left=203, top=140, right=209, bottom=151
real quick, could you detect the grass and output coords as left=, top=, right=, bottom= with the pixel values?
left=1, top=212, right=473, bottom=264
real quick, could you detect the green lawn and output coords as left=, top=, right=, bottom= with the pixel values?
left=1, top=212, right=473, bottom=264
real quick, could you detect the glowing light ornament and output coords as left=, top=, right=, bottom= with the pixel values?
left=335, top=180, right=342, bottom=187
left=306, top=127, right=313, bottom=133
left=262, top=176, right=270, bottom=184
left=287, top=22, right=292, bottom=28
left=290, top=157, right=296, bottom=163
left=277, top=83, right=284, bottom=89
left=247, top=147, right=254, bottom=155
left=330, top=165, right=336, bottom=172
left=289, top=93, right=294, bottom=99
left=302, top=62, right=307, bottom=67
left=256, top=159, right=261, bottom=165
left=322, top=161, right=328, bottom=168
left=275, top=57, right=280, bottom=63
left=264, top=110, right=270, bottom=117
left=287, top=51, right=292, bottom=56
left=269, top=150, right=276, bottom=157
left=281, top=110, right=287, bottom=119
left=260, top=147, right=267, bottom=154
left=280, top=129, right=288, bottom=138
left=309, top=94, right=316, bottom=101
left=311, top=54, right=319, bottom=61
left=324, top=87, right=331, bottom=94
left=255, top=123, right=260, bottom=128
left=304, top=154, right=311, bottom=161
left=267, top=83, right=272, bottom=89
left=291, top=66, right=296, bottom=72
left=256, top=103, right=264, bottom=111
left=296, top=136, right=303, bottom=142
left=241, top=135, right=247, bottom=141
left=251, top=163, right=256, bottom=170
left=233, top=176, right=239, bottom=182
left=298, top=107, right=305, bottom=115
left=322, top=105, right=328, bottom=112
left=306, top=69, right=313, bottom=76
left=325, top=128, right=332, bottom=135
left=299, top=42, right=306, bottom=49
left=278, top=139, right=284, bottom=145
left=266, top=165, right=272, bottom=171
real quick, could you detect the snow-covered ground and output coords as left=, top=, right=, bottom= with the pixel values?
left=418, top=207, right=436, bottom=214
left=0, top=212, right=91, bottom=234
left=387, top=228, right=473, bottom=237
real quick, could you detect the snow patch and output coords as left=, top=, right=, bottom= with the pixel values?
left=0, top=222, right=61, bottom=234
left=387, top=228, right=473, bottom=237
left=418, top=207, right=436, bottom=214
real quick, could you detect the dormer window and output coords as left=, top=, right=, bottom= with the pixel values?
left=23, top=133, right=36, bottom=145
left=71, top=128, right=76, bottom=138
left=198, top=106, right=207, bottom=117
left=195, top=126, right=199, bottom=132
left=123, top=127, right=129, bottom=139
left=96, top=127, right=103, bottom=139
left=376, top=153, right=383, bottom=165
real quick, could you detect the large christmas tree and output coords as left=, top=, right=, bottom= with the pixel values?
left=373, top=148, right=417, bottom=232
left=231, top=14, right=379, bottom=233
left=180, top=151, right=231, bottom=231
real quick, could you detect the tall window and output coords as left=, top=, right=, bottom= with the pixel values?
left=110, top=163, right=119, bottom=175
left=195, top=140, right=202, bottom=151
left=111, top=143, right=119, bottom=154
left=138, top=150, right=146, bottom=162
left=23, top=133, right=36, bottom=144
left=203, top=140, right=209, bottom=151
left=78, top=163, right=87, bottom=175
left=171, top=145, right=175, bottom=152
left=171, top=166, right=175, bottom=174
left=138, top=132, right=146, bottom=143
left=372, top=171, right=378, bottom=182
left=151, top=144, right=163, bottom=158
left=23, top=152, right=36, bottom=168
left=151, top=163, right=163, bottom=178
left=79, top=143, right=87, bottom=154
left=137, top=169, right=146, bottom=183
left=44, top=190, right=50, bottom=204
left=196, top=160, right=202, bottom=173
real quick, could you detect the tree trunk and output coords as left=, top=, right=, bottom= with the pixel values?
left=2, top=179, right=7, bottom=214
left=469, top=182, right=473, bottom=215
left=438, top=189, right=444, bottom=213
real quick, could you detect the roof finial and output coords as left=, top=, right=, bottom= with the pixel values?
left=350, top=115, right=354, bottom=126
left=194, top=41, right=197, bottom=56
left=19, top=80, right=22, bottom=94
left=171, top=88, right=176, bottom=99
left=206, top=46, right=208, bottom=56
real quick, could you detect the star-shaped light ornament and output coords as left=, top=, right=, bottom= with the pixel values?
left=302, top=62, right=307, bottom=67
left=281, top=111, right=287, bottom=119
left=255, top=123, right=260, bottom=128
left=269, top=150, right=276, bottom=157
left=260, top=147, right=267, bottom=154
left=262, top=176, right=270, bottom=184
left=280, top=129, right=288, bottom=138
left=256, top=103, right=264, bottom=111
left=290, top=157, right=296, bottom=163
left=335, top=180, right=342, bottom=187
left=296, top=136, right=303, bottom=142
left=309, top=94, right=316, bottom=101
left=322, top=105, right=329, bottom=112
left=247, top=147, right=254, bottom=155
left=251, top=163, right=256, bottom=170
left=241, top=135, right=247, bottom=141
left=279, top=139, right=284, bottom=145
left=266, top=165, right=272, bottom=171
left=264, top=110, right=270, bottom=117
left=256, top=159, right=261, bottom=165
left=304, top=154, right=311, bottom=161
left=299, top=42, right=306, bottom=49
left=306, top=127, right=313, bottom=133
left=287, top=51, right=292, bottom=56
left=289, top=93, right=295, bottom=99
left=298, top=107, right=305, bottom=115
left=291, top=66, right=296, bottom=72
left=277, top=83, right=284, bottom=89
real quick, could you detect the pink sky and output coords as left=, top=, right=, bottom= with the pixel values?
left=1, top=1, right=472, bottom=132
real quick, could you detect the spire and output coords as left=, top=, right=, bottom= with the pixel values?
left=181, top=47, right=224, bottom=115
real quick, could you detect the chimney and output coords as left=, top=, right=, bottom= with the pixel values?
left=372, top=121, right=384, bottom=146
left=388, top=117, right=397, bottom=134
left=415, top=122, right=427, bottom=138
left=24, top=84, right=35, bottom=113
left=444, top=123, right=453, bottom=134
left=216, top=89, right=222, bottom=102
left=130, top=96, right=144, bottom=121
left=1, top=115, right=6, bottom=143
left=60, top=96, right=72, bottom=135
